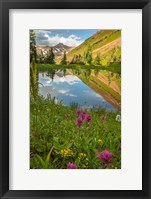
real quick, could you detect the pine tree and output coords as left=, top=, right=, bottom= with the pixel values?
left=46, top=48, right=55, bottom=64
left=70, top=54, right=76, bottom=64
left=94, top=54, right=100, bottom=65
left=60, top=51, right=67, bottom=65
left=30, top=30, right=37, bottom=63
left=84, top=45, right=92, bottom=65
left=30, top=58, right=38, bottom=98
left=87, top=46, right=92, bottom=64
left=70, top=54, right=84, bottom=65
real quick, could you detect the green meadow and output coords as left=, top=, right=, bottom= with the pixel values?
left=30, top=29, right=121, bottom=169
left=30, top=62, right=121, bottom=169
left=30, top=95, right=121, bottom=169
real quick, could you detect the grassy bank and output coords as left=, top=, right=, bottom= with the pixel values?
left=30, top=96, right=121, bottom=169
left=37, top=63, right=121, bottom=74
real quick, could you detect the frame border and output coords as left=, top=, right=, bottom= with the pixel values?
left=0, top=0, right=151, bottom=198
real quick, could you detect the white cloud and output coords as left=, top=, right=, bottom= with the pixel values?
left=34, top=30, right=83, bottom=47
left=47, top=35, right=83, bottom=47
left=39, top=73, right=80, bottom=86
left=66, top=93, right=77, bottom=97
left=68, top=34, right=80, bottom=40
left=57, top=89, right=69, bottom=94
left=53, top=74, right=80, bottom=85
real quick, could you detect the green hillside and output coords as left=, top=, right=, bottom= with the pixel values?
left=58, top=30, right=121, bottom=65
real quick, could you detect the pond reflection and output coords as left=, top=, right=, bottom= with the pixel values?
left=38, top=69, right=117, bottom=111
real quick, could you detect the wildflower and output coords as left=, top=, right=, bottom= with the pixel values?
left=76, top=109, right=81, bottom=116
left=101, top=115, right=106, bottom=120
left=97, top=139, right=103, bottom=146
left=76, top=117, right=83, bottom=128
left=97, top=149, right=113, bottom=166
left=33, top=131, right=37, bottom=137
left=85, top=114, right=91, bottom=122
left=115, top=115, right=121, bottom=122
left=67, top=162, right=77, bottom=169
left=60, top=149, right=73, bottom=158
left=81, top=112, right=87, bottom=120
left=79, top=153, right=87, bottom=158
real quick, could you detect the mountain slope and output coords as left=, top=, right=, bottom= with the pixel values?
left=36, top=43, right=74, bottom=59
left=53, top=43, right=74, bottom=58
left=65, top=30, right=121, bottom=63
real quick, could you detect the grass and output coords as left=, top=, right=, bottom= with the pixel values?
left=30, top=96, right=121, bottom=169
left=60, top=30, right=121, bottom=63
left=92, top=31, right=121, bottom=52
left=67, top=30, right=119, bottom=57
left=37, top=63, right=121, bottom=75
left=30, top=60, right=121, bottom=169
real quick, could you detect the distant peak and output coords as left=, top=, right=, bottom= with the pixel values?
left=55, top=42, right=64, bottom=46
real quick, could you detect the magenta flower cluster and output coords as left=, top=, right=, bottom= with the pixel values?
left=67, top=162, right=77, bottom=169
left=97, top=149, right=113, bottom=166
left=75, top=109, right=92, bottom=127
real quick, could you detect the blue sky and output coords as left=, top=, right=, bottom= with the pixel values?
left=34, top=29, right=99, bottom=47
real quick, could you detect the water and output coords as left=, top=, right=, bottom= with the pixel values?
left=38, top=70, right=117, bottom=111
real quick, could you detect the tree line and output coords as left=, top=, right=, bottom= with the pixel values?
left=30, top=30, right=121, bottom=66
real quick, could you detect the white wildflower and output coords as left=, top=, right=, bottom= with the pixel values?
left=115, top=115, right=121, bottom=122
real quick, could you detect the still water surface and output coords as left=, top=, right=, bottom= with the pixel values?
left=38, top=70, right=117, bottom=111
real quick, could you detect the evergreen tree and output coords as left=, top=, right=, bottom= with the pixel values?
left=94, top=53, right=100, bottom=65
left=87, top=46, right=92, bottom=64
left=47, top=69, right=55, bottom=81
left=46, top=48, right=55, bottom=64
left=70, top=54, right=84, bottom=65
left=60, top=51, right=67, bottom=65
left=30, top=58, right=38, bottom=98
left=30, top=30, right=37, bottom=63
left=84, top=45, right=93, bottom=65
left=70, top=54, right=76, bottom=64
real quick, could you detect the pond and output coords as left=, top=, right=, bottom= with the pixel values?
left=38, top=70, right=117, bottom=111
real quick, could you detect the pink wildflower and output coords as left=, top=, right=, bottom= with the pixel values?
left=76, top=109, right=81, bottom=116
left=67, top=162, right=77, bottom=169
left=76, top=117, right=83, bottom=128
left=81, top=112, right=87, bottom=120
left=97, top=149, right=113, bottom=166
left=86, top=114, right=92, bottom=122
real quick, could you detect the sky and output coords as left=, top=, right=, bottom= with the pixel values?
left=34, top=29, right=99, bottom=47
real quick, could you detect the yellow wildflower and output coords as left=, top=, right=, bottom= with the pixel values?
left=79, top=153, right=87, bottom=158
left=97, top=139, right=103, bottom=146
left=60, top=149, right=73, bottom=158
